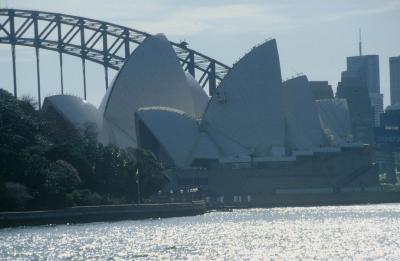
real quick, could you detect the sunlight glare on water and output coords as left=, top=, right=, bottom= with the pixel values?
left=1, top=204, right=400, bottom=260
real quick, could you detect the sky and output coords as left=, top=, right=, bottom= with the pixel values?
left=0, top=0, right=399, bottom=107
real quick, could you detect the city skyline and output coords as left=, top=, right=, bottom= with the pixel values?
left=0, top=0, right=399, bottom=107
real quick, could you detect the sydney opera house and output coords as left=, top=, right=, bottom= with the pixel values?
left=43, top=34, right=379, bottom=204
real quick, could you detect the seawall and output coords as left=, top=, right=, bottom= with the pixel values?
left=0, top=202, right=206, bottom=228
left=209, top=191, right=400, bottom=209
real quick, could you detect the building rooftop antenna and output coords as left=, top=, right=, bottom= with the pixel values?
left=359, top=28, right=362, bottom=56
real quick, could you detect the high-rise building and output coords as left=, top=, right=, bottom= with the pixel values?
left=375, top=104, right=400, bottom=183
left=309, top=81, right=334, bottom=100
left=336, top=75, right=375, bottom=144
left=342, top=55, right=383, bottom=126
left=370, top=93, right=384, bottom=126
left=345, top=55, right=380, bottom=93
left=390, top=56, right=400, bottom=105
left=376, top=104, right=400, bottom=151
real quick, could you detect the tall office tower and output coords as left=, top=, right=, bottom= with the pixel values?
left=343, top=55, right=383, bottom=126
left=309, top=81, right=334, bottom=100
left=345, top=55, right=380, bottom=93
left=336, top=75, right=375, bottom=144
left=390, top=56, right=400, bottom=105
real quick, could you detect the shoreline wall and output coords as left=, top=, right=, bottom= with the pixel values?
left=0, top=202, right=206, bottom=228
left=208, top=191, right=400, bottom=209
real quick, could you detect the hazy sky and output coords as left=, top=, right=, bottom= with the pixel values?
left=0, top=0, right=399, bottom=107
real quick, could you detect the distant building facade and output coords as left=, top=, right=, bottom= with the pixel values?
left=168, top=145, right=379, bottom=205
left=346, top=55, right=380, bottom=93
left=375, top=104, right=400, bottom=183
left=336, top=75, right=375, bottom=144
left=309, top=81, right=334, bottom=100
left=343, top=55, right=383, bottom=126
left=390, top=56, right=400, bottom=105
left=376, top=104, right=400, bottom=152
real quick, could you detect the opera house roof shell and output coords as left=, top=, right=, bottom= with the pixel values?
left=42, top=94, right=102, bottom=134
left=203, top=40, right=285, bottom=158
left=98, top=34, right=208, bottom=148
left=43, top=33, right=355, bottom=168
left=136, top=107, right=200, bottom=167
left=283, top=75, right=324, bottom=151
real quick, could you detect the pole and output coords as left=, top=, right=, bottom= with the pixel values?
left=101, top=23, right=109, bottom=90
left=35, top=48, right=41, bottom=109
left=57, top=15, right=64, bottom=94
left=191, top=172, right=195, bottom=202
left=11, top=45, right=17, bottom=97
left=59, top=52, right=64, bottom=94
left=104, top=65, right=108, bottom=90
left=80, top=18, right=87, bottom=100
left=208, top=62, right=216, bottom=96
left=188, top=51, right=195, bottom=77
left=33, top=12, right=41, bottom=108
left=82, top=58, right=87, bottom=100
left=10, top=10, right=17, bottom=97
left=136, top=168, right=141, bottom=204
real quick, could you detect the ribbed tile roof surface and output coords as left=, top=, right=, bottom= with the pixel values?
left=99, top=34, right=197, bottom=148
left=283, top=75, right=324, bottom=151
left=203, top=39, right=285, bottom=157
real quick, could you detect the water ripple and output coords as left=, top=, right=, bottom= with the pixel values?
left=1, top=204, right=400, bottom=260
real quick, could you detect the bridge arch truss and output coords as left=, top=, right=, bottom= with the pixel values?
left=0, top=9, right=230, bottom=108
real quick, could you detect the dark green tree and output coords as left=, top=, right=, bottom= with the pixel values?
left=0, top=89, right=168, bottom=211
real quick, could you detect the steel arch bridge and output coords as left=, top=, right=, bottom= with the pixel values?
left=0, top=9, right=231, bottom=108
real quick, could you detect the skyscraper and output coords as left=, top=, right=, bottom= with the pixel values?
left=345, top=55, right=380, bottom=93
left=342, top=55, right=383, bottom=126
left=390, top=56, right=400, bottom=105
left=336, top=75, right=375, bottom=144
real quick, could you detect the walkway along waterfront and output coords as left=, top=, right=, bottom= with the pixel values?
left=2, top=191, right=400, bottom=228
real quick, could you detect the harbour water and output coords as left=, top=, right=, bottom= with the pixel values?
left=1, top=204, right=400, bottom=260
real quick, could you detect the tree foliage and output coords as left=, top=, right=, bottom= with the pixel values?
left=0, top=89, right=167, bottom=211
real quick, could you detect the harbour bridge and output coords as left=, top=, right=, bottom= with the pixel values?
left=0, top=9, right=231, bottom=108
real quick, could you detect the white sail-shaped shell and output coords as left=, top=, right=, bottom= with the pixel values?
left=191, top=132, right=221, bottom=160
left=203, top=39, right=284, bottom=157
left=99, top=34, right=196, bottom=148
left=185, top=72, right=209, bottom=119
left=135, top=107, right=199, bottom=167
left=283, top=75, right=324, bottom=151
left=43, top=95, right=102, bottom=133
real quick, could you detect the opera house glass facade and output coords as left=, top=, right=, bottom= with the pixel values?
left=43, top=34, right=379, bottom=203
